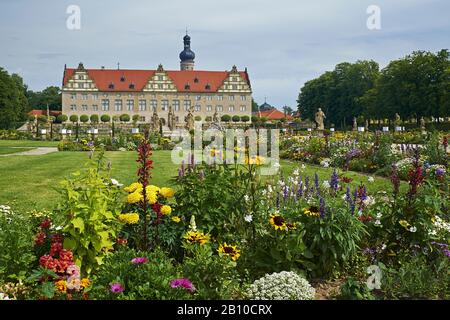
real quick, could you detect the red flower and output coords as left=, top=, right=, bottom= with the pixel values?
left=39, top=255, right=56, bottom=271
left=152, top=202, right=162, bottom=214
left=358, top=215, right=373, bottom=222
left=49, top=242, right=63, bottom=257
left=116, top=238, right=128, bottom=246
left=51, top=234, right=63, bottom=244
left=35, top=232, right=46, bottom=246
left=59, top=249, right=74, bottom=263
left=40, top=218, right=52, bottom=229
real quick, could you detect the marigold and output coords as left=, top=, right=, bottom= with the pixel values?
left=124, top=182, right=143, bottom=193
left=171, top=216, right=181, bottom=223
left=147, top=191, right=158, bottom=204
left=118, top=213, right=140, bottom=224
left=183, top=230, right=210, bottom=245
left=161, top=205, right=172, bottom=216
left=269, top=214, right=287, bottom=231
left=80, top=278, right=91, bottom=289
left=55, top=280, right=67, bottom=293
left=218, top=243, right=241, bottom=261
left=146, top=185, right=160, bottom=195
left=160, top=187, right=175, bottom=198
left=127, top=191, right=143, bottom=204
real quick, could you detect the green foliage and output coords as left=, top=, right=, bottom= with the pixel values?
left=0, top=207, right=36, bottom=282
left=90, top=247, right=188, bottom=300
left=205, top=116, right=212, bottom=122
left=194, top=115, right=202, bottom=121
left=0, top=69, right=28, bottom=129
left=120, top=114, right=130, bottom=123
left=56, top=114, right=68, bottom=123
left=79, top=114, right=89, bottom=123
left=221, top=114, right=231, bottom=122
left=339, top=276, right=376, bottom=300
left=132, top=114, right=140, bottom=123
left=69, top=115, right=79, bottom=123
left=232, top=115, right=240, bottom=122
left=100, top=114, right=111, bottom=123
left=423, top=132, right=448, bottom=166
left=90, top=114, right=99, bottom=124
left=56, top=151, right=123, bottom=274
left=241, top=115, right=250, bottom=122
left=26, top=86, right=61, bottom=111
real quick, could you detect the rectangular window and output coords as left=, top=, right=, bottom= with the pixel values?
left=101, top=99, right=109, bottom=111
left=82, top=104, right=88, bottom=111
left=206, top=105, right=212, bottom=112
left=229, top=105, right=235, bottom=112
left=229, top=95, right=235, bottom=101
left=240, top=105, right=246, bottom=111
left=195, top=105, right=201, bottom=112
left=232, top=84, right=238, bottom=90
left=92, top=105, right=98, bottom=111
left=71, top=93, right=76, bottom=100
left=240, top=95, right=246, bottom=101
left=81, top=94, right=88, bottom=100
left=217, top=95, right=223, bottom=101
left=127, top=100, right=134, bottom=111
left=138, top=100, right=147, bottom=111
left=173, top=100, right=180, bottom=111
left=195, top=95, right=201, bottom=101
left=115, top=100, right=123, bottom=111
left=92, top=94, right=98, bottom=100
left=70, top=104, right=77, bottom=111
left=206, top=96, right=213, bottom=101
left=116, top=93, right=121, bottom=97
left=217, top=105, right=223, bottom=112
left=158, top=75, right=163, bottom=81
left=183, top=100, right=191, bottom=111
left=162, top=100, right=169, bottom=111
left=150, top=100, right=157, bottom=111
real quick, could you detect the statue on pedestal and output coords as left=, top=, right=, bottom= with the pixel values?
left=314, top=108, right=326, bottom=130
left=420, top=117, right=426, bottom=132
left=185, top=106, right=195, bottom=131
left=213, top=109, right=220, bottom=124
left=168, top=106, right=176, bottom=131
left=394, top=113, right=401, bottom=125
left=365, top=119, right=369, bottom=131
left=352, top=117, right=357, bottom=131
left=151, top=110, right=160, bottom=131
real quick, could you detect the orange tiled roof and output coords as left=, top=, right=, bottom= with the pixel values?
left=259, top=109, right=293, bottom=120
left=28, top=109, right=62, bottom=117
left=63, top=68, right=250, bottom=93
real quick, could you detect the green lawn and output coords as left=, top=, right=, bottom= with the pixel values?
left=0, top=144, right=403, bottom=212
left=0, top=147, right=34, bottom=155
left=0, top=140, right=59, bottom=147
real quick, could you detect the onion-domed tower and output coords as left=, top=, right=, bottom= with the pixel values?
left=179, top=32, right=195, bottom=70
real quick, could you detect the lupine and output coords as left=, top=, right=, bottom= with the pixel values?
left=319, top=197, right=326, bottom=218
left=330, top=169, right=339, bottom=193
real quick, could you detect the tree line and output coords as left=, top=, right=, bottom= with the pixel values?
left=297, top=49, right=450, bottom=128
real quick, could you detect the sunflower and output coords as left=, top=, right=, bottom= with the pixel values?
left=303, top=206, right=320, bottom=217
left=183, top=230, right=210, bottom=245
left=218, top=243, right=241, bottom=261
left=269, top=214, right=287, bottom=231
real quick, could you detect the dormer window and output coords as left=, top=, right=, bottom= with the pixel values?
left=185, top=83, right=190, bottom=90
left=205, top=83, right=211, bottom=90
left=109, top=83, right=115, bottom=89
left=120, top=76, right=126, bottom=82
left=129, top=83, right=135, bottom=89
left=194, top=77, right=199, bottom=83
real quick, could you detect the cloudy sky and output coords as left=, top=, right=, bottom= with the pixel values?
left=0, top=0, right=449, bottom=109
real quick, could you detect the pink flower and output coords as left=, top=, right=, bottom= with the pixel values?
left=170, top=278, right=195, bottom=292
left=110, top=283, right=124, bottom=293
left=131, top=257, right=149, bottom=264
left=66, top=264, right=80, bottom=277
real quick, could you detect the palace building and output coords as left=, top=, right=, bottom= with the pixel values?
left=61, top=33, right=252, bottom=126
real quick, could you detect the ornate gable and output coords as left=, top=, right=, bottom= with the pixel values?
left=217, top=65, right=251, bottom=93
left=63, top=63, right=98, bottom=91
left=143, top=64, right=177, bottom=92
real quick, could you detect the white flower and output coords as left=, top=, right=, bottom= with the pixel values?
left=244, top=215, right=253, bottom=223
left=111, top=178, right=123, bottom=187
left=368, top=176, right=375, bottom=183
left=409, top=226, right=417, bottom=233
left=273, top=162, right=281, bottom=168
left=301, top=164, right=306, bottom=170
left=322, top=180, right=330, bottom=189
left=278, top=180, right=285, bottom=187
left=292, top=169, right=300, bottom=176
left=0, top=292, right=11, bottom=300
left=363, top=196, right=375, bottom=207
left=376, top=212, right=382, bottom=219
left=381, top=244, right=387, bottom=251
left=244, top=195, right=250, bottom=202
left=375, top=220, right=382, bottom=226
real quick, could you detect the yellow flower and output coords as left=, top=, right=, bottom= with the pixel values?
left=146, top=185, right=160, bottom=195
left=160, top=187, right=175, bottom=198
left=127, top=191, right=143, bottom=204
left=147, top=191, right=158, bottom=204
left=161, top=205, right=172, bottom=216
left=303, top=206, right=320, bottom=217
left=269, top=214, right=287, bottom=231
left=118, top=213, right=140, bottom=224
left=80, top=278, right=91, bottom=289
left=183, top=230, right=210, bottom=245
left=55, top=280, right=67, bottom=293
left=399, top=220, right=410, bottom=229
left=245, top=155, right=265, bottom=165
left=171, top=216, right=181, bottom=223
left=124, top=182, right=143, bottom=193
left=218, top=242, right=241, bottom=261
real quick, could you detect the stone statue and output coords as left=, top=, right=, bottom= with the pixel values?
left=185, top=106, right=195, bottom=131
left=365, top=119, right=369, bottom=131
left=352, top=117, right=357, bottom=131
left=212, top=108, right=220, bottom=124
left=314, top=108, right=326, bottom=130
left=168, top=106, right=176, bottom=131
left=151, top=110, right=160, bottom=131
left=420, top=117, right=426, bottom=131
left=394, top=113, right=401, bottom=125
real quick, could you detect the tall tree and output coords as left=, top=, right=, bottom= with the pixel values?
left=26, top=86, right=61, bottom=111
left=0, top=68, right=28, bottom=129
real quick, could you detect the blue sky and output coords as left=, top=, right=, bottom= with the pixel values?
left=0, top=0, right=449, bottom=109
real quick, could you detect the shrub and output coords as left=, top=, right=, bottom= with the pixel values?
left=79, top=115, right=89, bottom=123
left=245, top=271, right=315, bottom=300
left=232, top=115, right=240, bottom=122
left=120, top=114, right=130, bottom=123
left=221, top=115, right=231, bottom=122
left=100, top=115, right=111, bottom=123
left=37, top=115, right=47, bottom=123
left=194, top=116, right=202, bottom=121
left=132, top=114, right=140, bottom=124
left=90, top=114, right=99, bottom=124
left=241, top=115, right=250, bottom=122
left=56, top=114, right=68, bottom=123
left=205, top=116, right=212, bottom=122
left=251, top=116, right=259, bottom=123
left=69, top=115, right=79, bottom=123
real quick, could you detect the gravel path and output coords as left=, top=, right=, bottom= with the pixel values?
left=0, top=147, right=58, bottom=157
